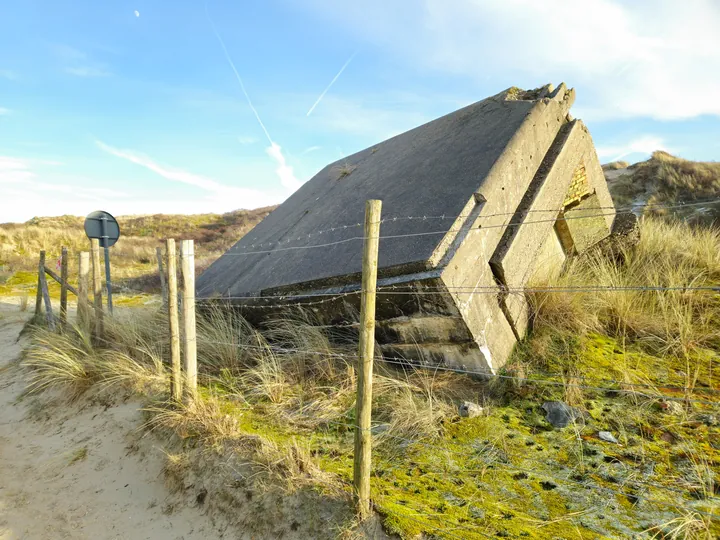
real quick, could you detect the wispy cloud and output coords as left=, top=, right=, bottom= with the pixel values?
left=303, top=0, right=720, bottom=121
left=266, top=142, right=303, bottom=191
left=97, top=140, right=234, bottom=193
left=53, top=44, right=111, bottom=78
left=301, top=145, right=322, bottom=155
left=0, top=155, right=123, bottom=222
left=0, top=70, right=18, bottom=80
left=0, top=107, right=10, bottom=116
left=238, top=136, right=257, bottom=145
left=95, top=140, right=283, bottom=207
left=0, top=156, right=36, bottom=183
left=0, top=152, right=287, bottom=223
left=306, top=51, right=357, bottom=116
left=205, top=3, right=304, bottom=193
left=596, top=135, right=670, bottom=162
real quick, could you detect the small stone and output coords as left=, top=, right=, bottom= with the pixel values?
left=659, top=400, right=684, bottom=415
left=541, top=401, right=584, bottom=428
left=696, top=414, right=717, bottom=426
left=459, top=401, right=483, bottom=418
left=598, top=431, right=619, bottom=444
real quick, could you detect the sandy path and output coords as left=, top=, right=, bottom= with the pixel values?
left=0, top=301, right=225, bottom=540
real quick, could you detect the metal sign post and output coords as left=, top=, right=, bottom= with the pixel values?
left=84, top=211, right=120, bottom=315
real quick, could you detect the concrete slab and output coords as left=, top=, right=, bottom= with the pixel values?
left=196, top=85, right=575, bottom=300
left=196, top=82, right=614, bottom=375
left=564, top=194, right=612, bottom=252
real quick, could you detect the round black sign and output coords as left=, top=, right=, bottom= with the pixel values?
left=84, top=210, right=120, bottom=248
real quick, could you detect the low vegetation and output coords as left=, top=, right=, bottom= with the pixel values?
left=0, top=207, right=274, bottom=297
left=7, top=152, right=720, bottom=537
left=606, top=152, right=720, bottom=225
left=20, top=216, right=720, bottom=538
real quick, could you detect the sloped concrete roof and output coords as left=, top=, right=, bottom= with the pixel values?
left=197, top=88, right=552, bottom=299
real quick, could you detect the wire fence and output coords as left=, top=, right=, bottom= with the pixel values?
left=236, top=197, right=720, bottom=254
left=26, top=193, right=720, bottom=539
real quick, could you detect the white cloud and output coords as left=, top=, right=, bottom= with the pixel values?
left=0, top=156, right=130, bottom=222
left=53, top=44, right=111, bottom=78
left=96, top=140, right=286, bottom=205
left=0, top=70, right=18, bottom=80
left=306, top=51, right=357, bottom=116
left=266, top=142, right=303, bottom=191
left=596, top=135, right=670, bottom=162
left=302, top=0, right=720, bottom=121
left=0, top=152, right=288, bottom=223
left=0, top=189, right=278, bottom=224
left=0, top=156, right=35, bottom=183
left=301, top=146, right=322, bottom=155
left=0, top=108, right=10, bottom=116
left=238, top=136, right=257, bottom=145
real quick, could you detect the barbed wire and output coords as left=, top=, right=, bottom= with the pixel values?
left=234, top=197, right=720, bottom=255
left=192, top=338, right=720, bottom=402
left=85, top=328, right=720, bottom=524
left=194, top=283, right=720, bottom=310
left=47, top=318, right=719, bottom=534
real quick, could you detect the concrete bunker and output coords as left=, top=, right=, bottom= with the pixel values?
left=196, top=83, right=616, bottom=375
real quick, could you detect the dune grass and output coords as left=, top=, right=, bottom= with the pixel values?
left=0, top=207, right=274, bottom=296
left=19, top=217, right=720, bottom=539
left=607, top=151, right=720, bottom=224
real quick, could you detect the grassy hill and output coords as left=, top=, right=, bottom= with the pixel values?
left=12, top=152, right=720, bottom=538
left=604, top=151, right=720, bottom=225
left=0, top=207, right=275, bottom=297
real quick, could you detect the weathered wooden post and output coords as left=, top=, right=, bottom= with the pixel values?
left=91, top=238, right=104, bottom=339
left=167, top=239, right=182, bottom=401
left=60, top=246, right=68, bottom=328
left=180, top=240, right=197, bottom=400
left=35, top=252, right=45, bottom=318
left=353, top=199, right=382, bottom=519
left=156, top=246, right=168, bottom=307
left=78, top=252, right=90, bottom=332
left=37, top=250, right=55, bottom=330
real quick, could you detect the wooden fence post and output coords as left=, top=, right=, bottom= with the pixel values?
left=91, top=239, right=104, bottom=339
left=167, top=239, right=182, bottom=401
left=180, top=240, right=197, bottom=400
left=60, top=247, right=68, bottom=328
left=37, top=250, right=55, bottom=330
left=353, top=199, right=382, bottom=519
left=35, top=252, right=44, bottom=318
left=78, top=252, right=90, bottom=332
left=156, top=246, right=168, bottom=307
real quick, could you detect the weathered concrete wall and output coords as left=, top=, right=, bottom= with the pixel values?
left=564, top=194, right=612, bottom=252
left=530, top=227, right=566, bottom=284
left=439, top=84, right=576, bottom=373
left=581, top=124, right=616, bottom=231
left=197, top=89, right=540, bottom=300
left=196, top=82, right=616, bottom=377
left=490, top=119, right=614, bottom=341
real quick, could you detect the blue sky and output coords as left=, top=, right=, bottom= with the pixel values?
left=1, top=0, right=719, bottom=223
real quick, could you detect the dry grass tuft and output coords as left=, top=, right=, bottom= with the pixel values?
left=528, top=217, right=720, bottom=357
left=644, top=511, right=716, bottom=540
left=23, top=321, right=168, bottom=399
left=23, top=324, right=98, bottom=398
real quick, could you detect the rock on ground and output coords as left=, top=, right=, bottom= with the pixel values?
left=541, top=401, right=585, bottom=428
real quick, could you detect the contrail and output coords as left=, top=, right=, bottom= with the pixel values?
left=204, top=2, right=273, bottom=145
left=306, top=52, right=357, bottom=117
